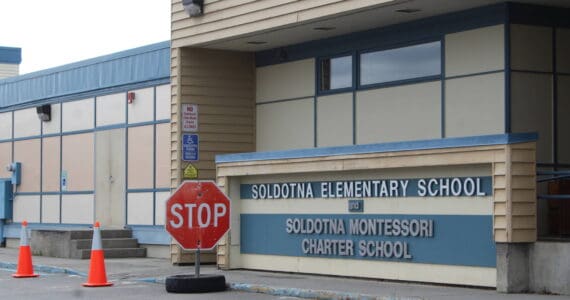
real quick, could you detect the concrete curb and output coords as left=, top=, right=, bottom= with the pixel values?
left=228, top=282, right=422, bottom=300
left=0, top=261, right=87, bottom=277
left=1, top=261, right=421, bottom=300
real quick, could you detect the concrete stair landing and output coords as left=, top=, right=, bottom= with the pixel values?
left=30, top=228, right=147, bottom=259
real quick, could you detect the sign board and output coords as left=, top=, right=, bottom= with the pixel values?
left=182, top=134, right=199, bottom=161
left=182, top=104, right=198, bottom=132
left=183, top=163, right=198, bottom=179
left=165, top=181, right=231, bottom=250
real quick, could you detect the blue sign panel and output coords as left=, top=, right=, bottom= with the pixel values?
left=240, top=214, right=496, bottom=267
left=240, top=177, right=493, bottom=199
left=182, top=134, right=199, bottom=161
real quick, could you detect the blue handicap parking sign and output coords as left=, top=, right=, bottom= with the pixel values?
left=182, top=134, right=199, bottom=161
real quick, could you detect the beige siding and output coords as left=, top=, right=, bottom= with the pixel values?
left=493, top=143, right=536, bottom=243
left=42, top=137, right=61, bottom=192
left=128, top=87, right=154, bottom=124
left=62, top=133, right=94, bottom=191
left=0, top=112, right=12, bottom=140
left=445, top=73, right=505, bottom=137
left=96, top=93, right=126, bottom=126
left=13, top=139, right=41, bottom=193
left=41, top=195, right=60, bottom=223
left=171, top=48, right=255, bottom=189
left=356, top=82, right=441, bottom=144
left=171, top=0, right=394, bottom=48
left=256, top=59, right=315, bottom=102
left=317, top=93, right=352, bottom=147
left=0, top=63, right=19, bottom=79
left=445, top=25, right=504, bottom=77
left=128, top=126, right=154, bottom=189
left=511, top=72, right=553, bottom=164
left=43, top=103, right=61, bottom=135
left=257, top=98, right=314, bottom=151
left=0, top=142, right=11, bottom=179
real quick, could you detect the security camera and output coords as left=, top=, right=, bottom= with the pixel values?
left=182, top=0, right=204, bottom=17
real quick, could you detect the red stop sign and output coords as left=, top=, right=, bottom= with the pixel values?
left=165, top=181, right=230, bottom=250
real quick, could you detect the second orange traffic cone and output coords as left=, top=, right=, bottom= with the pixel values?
left=12, top=220, right=39, bottom=278
left=83, top=221, right=112, bottom=287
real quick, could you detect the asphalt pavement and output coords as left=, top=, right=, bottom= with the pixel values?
left=0, top=247, right=569, bottom=300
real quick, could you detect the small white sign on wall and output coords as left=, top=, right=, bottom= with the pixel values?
left=182, top=104, right=198, bottom=132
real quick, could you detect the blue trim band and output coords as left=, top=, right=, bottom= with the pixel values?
left=0, top=46, right=21, bottom=64
left=216, top=133, right=538, bottom=163
left=126, top=188, right=170, bottom=193
left=0, top=42, right=170, bottom=109
left=61, top=191, right=94, bottom=195
left=0, top=78, right=170, bottom=113
left=129, top=225, right=171, bottom=245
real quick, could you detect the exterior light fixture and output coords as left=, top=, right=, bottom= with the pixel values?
left=183, top=0, right=204, bottom=17
left=313, top=26, right=336, bottom=31
left=36, top=104, right=51, bottom=122
left=247, top=41, right=267, bottom=45
left=396, top=8, right=421, bottom=13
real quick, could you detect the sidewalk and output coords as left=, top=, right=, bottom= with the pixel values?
left=0, top=247, right=568, bottom=300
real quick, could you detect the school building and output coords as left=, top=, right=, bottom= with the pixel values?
left=170, top=0, right=570, bottom=294
left=0, top=0, right=569, bottom=295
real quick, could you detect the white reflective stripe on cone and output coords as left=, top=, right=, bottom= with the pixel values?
left=20, top=225, right=29, bottom=246
left=91, top=227, right=102, bottom=250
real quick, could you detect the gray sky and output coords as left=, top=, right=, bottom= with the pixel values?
left=0, top=0, right=171, bottom=74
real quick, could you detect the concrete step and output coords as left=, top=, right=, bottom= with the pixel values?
left=76, top=247, right=147, bottom=259
left=71, top=238, right=140, bottom=250
left=70, top=229, right=133, bottom=240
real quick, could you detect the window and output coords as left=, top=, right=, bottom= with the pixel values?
left=320, top=55, right=352, bottom=91
left=360, top=41, right=441, bottom=86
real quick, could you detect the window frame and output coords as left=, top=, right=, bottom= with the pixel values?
left=357, top=39, right=443, bottom=91
left=316, top=52, right=356, bottom=96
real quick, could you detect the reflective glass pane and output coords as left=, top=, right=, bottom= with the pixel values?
left=360, top=42, right=441, bottom=85
left=321, top=56, right=352, bottom=91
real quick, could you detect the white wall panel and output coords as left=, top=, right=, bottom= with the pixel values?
left=61, top=194, right=94, bottom=224
left=256, top=98, right=314, bottom=151
left=128, top=87, right=154, bottom=124
left=446, top=25, right=504, bottom=77
left=14, top=107, right=40, bottom=138
left=42, top=103, right=61, bottom=135
left=155, top=84, right=171, bottom=120
left=356, top=82, right=440, bottom=144
left=127, top=192, right=154, bottom=225
left=13, top=195, right=40, bottom=223
left=41, top=195, right=60, bottom=223
left=62, top=98, right=94, bottom=132
left=155, top=192, right=170, bottom=226
left=256, top=59, right=315, bottom=102
left=317, top=93, right=352, bottom=147
left=96, top=93, right=126, bottom=127
left=511, top=24, right=552, bottom=72
left=0, top=111, right=11, bottom=140
left=0, top=63, right=19, bottom=78
left=446, top=73, right=505, bottom=137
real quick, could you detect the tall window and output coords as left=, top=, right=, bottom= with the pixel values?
left=320, top=55, right=352, bottom=91
left=360, top=41, right=441, bottom=86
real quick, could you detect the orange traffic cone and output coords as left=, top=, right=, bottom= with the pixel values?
left=82, top=221, right=112, bottom=287
left=12, top=220, right=39, bottom=278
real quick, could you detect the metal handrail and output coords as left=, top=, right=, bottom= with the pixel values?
left=537, top=169, right=570, bottom=200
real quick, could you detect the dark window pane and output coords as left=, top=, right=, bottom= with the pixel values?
left=321, top=55, right=352, bottom=91
left=360, top=41, right=441, bottom=85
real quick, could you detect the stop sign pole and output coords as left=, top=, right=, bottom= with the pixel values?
left=165, top=180, right=231, bottom=279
